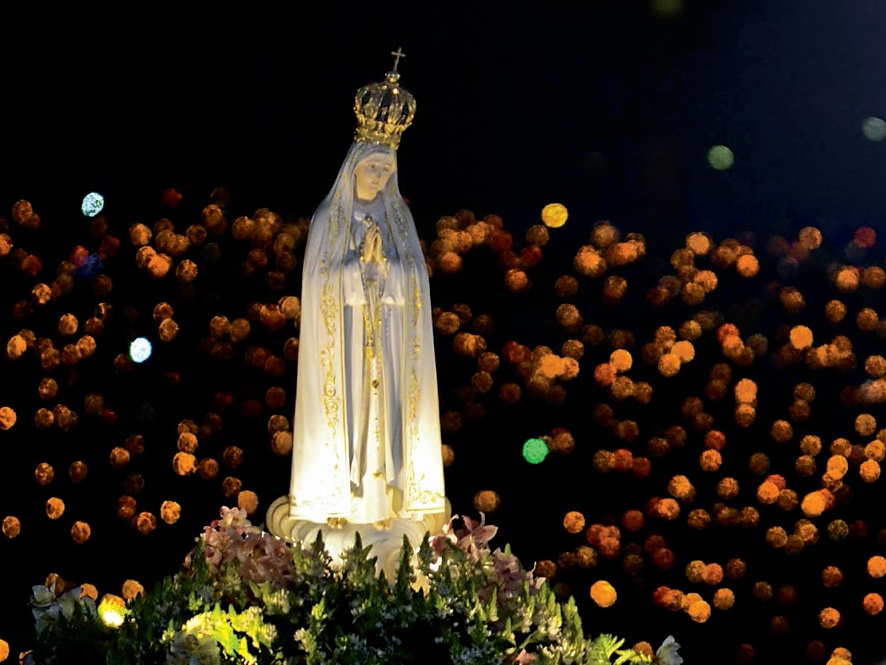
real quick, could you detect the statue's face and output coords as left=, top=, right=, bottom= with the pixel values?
left=354, top=152, right=395, bottom=201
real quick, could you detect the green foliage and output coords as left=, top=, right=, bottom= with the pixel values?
left=27, top=508, right=673, bottom=665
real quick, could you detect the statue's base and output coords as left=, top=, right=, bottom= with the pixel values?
left=266, top=495, right=450, bottom=578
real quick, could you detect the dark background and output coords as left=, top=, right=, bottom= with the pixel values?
left=2, top=3, right=886, bottom=663
left=5, top=3, right=886, bottom=241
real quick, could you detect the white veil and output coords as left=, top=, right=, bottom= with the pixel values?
left=288, top=141, right=445, bottom=521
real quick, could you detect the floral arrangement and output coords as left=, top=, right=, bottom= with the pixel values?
left=27, top=507, right=682, bottom=665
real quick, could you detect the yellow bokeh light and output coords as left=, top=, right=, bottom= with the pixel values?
left=541, top=203, right=568, bottom=228
left=590, top=580, right=617, bottom=607
left=98, top=594, right=127, bottom=628
left=788, top=325, right=813, bottom=350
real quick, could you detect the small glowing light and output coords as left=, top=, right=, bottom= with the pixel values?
left=81, top=192, right=105, bottom=217
left=129, top=337, right=152, bottom=363
left=98, top=594, right=127, bottom=628
left=541, top=203, right=568, bottom=228
left=522, top=437, right=549, bottom=464
left=707, top=145, right=734, bottom=171
left=862, top=116, right=886, bottom=142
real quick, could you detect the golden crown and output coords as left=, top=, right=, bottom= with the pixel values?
left=353, top=49, right=416, bottom=148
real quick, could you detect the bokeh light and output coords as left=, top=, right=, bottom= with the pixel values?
left=129, top=337, right=152, bottom=363
left=3, top=184, right=886, bottom=663
left=522, top=437, right=548, bottom=464
left=861, top=116, right=886, bottom=141
left=80, top=192, right=105, bottom=217
left=707, top=145, right=734, bottom=170
left=541, top=203, right=568, bottom=229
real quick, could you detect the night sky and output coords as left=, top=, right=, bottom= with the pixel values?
left=3, top=3, right=886, bottom=663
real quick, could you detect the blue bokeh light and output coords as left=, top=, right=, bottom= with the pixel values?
left=81, top=192, right=105, bottom=217
left=129, top=337, right=152, bottom=363
left=75, top=253, right=103, bottom=280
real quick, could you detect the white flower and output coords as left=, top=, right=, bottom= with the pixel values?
left=656, top=635, right=683, bottom=665
left=30, top=585, right=55, bottom=608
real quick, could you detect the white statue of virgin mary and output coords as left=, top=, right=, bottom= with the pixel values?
left=282, top=63, right=445, bottom=529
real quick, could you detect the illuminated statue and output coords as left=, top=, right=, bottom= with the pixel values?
left=269, top=53, right=446, bottom=560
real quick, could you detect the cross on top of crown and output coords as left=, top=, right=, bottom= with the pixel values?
left=390, top=47, right=406, bottom=73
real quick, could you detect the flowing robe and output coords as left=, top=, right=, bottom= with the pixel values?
left=288, top=142, right=445, bottom=524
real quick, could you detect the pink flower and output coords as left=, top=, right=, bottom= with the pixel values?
left=458, top=513, right=498, bottom=547
left=513, top=649, right=537, bottom=664
left=451, top=513, right=499, bottom=563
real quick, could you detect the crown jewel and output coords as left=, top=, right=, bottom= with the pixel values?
left=354, top=48, right=416, bottom=149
